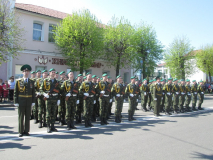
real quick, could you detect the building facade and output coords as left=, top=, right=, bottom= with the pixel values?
left=0, top=2, right=132, bottom=82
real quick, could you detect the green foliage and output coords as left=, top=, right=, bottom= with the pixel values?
left=0, top=0, right=25, bottom=64
left=133, top=22, right=164, bottom=78
left=54, top=9, right=104, bottom=74
left=164, top=36, right=194, bottom=79
left=196, top=45, right=213, bottom=82
left=103, top=16, right=136, bottom=76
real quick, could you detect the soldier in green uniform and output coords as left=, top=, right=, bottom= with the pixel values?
left=172, top=78, right=180, bottom=114
left=14, top=64, right=35, bottom=137
left=160, top=79, right=166, bottom=113
left=191, top=80, right=198, bottom=111
left=197, top=80, right=205, bottom=110
left=107, top=76, right=113, bottom=119
left=75, top=74, right=83, bottom=123
left=135, top=78, right=140, bottom=110
left=147, top=80, right=153, bottom=111
left=152, top=76, right=163, bottom=117
left=185, top=79, right=192, bottom=112
left=30, top=71, right=36, bottom=120
left=111, top=75, right=124, bottom=123
left=140, top=79, right=149, bottom=112
left=36, top=70, right=48, bottom=128
left=125, top=76, right=137, bottom=121
left=95, top=73, right=111, bottom=125
left=150, top=79, right=156, bottom=112
left=96, top=77, right=101, bottom=116
left=79, top=72, right=96, bottom=127
left=91, top=75, right=97, bottom=122
left=30, top=71, right=36, bottom=80
left=163, top=78, right=173, bottom=115
left=55, top=71, right=59, bottom=80
left=179, top=79, right=186, bottom=113
left=61, top=71, right=79, bottom=130
left=58, top=71, right=66, bottom=126
left=40, top=68, right=60, bottom=133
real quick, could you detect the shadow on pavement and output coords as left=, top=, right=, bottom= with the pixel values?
left=191, top=151, right=213, bottom=159
left=170, top=109, right=213, bottom=118
left=0, top=142, right=32, bottom=150
left=0, top=125, right=18, bottom=135
left=0, top=107, right=15, bottom=111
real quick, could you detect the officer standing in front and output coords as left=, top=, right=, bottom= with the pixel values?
left=14, top=64, right=35, bottom=137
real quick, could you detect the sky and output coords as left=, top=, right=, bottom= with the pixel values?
left=15, top=0, right=213, bottom=50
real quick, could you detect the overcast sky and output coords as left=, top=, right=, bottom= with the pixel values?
left=16, top=0, right=213, bottom=50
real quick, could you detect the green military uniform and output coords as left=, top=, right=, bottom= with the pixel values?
left=35, top=77, right=46, bottom=128
left=58, top=76, right=66, bottom=126
left=79, top=76, right=96, bottom=127
left=92, top=81, right=98, bottom=122
left=14, top=64, right=35, bottom=137
left=61, top=78, right=79, bottom=130
left=135, top=81, right=140, bottom=110
left=40, top=68, right=60, bottom=133
left=111, top=75, right=124, bottom=123
left=125, top=77, right=137, bottom=121
left=197, top=81, right=205, bottom=110
left=172, top=79, right=180, bottom=113
left=185, top=79, right=192, bottom=112
left=191, top=80, right=198, bottom=111
left=95, top=74, right=111, bottom=125
left=140, top=79, right=149, bottom=112
left=30, top=72, right=37, bottom=121
left=160, top=79, right=165, bottom=112
left=179, top=80, right=186, bottom=113
left=162, top=80, right=173, bottom=115
left=147, top=80, right=152, bottom=110
left=152, top=79, right=163, bottom=116
left=150, top=79, right=156, bottom=112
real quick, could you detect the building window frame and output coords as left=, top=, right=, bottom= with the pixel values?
left=33, top=21, right=44, bottom=41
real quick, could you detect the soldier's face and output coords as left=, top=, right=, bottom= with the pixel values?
left=103, top=76, right=107, bottom=81
left=156, top=79, right=160, bottom=83
left=108, top=78, right=112, bottom=83
left=31, top=74, right=36, bottom=78
left=55, top=74, right=59, bottom=78
left=43, top=72, right=48, bottom=78
left=181, top=81, right=185, bottom=85
left=37, top=72, right=41, bottom=78
left=187, top=82, right=190, bottom=85
left=168, top=80, right=172, bottom=84
left=22, top=70, right=30, bottom=77
left=143, top=80, right=147, bottom=84
left=193, top=82, right=196, bottom=85
left=131, top=79, right=135, bottom=83
left=87, top=74, right=92, bottom=81
left=49, top=71, right=55, bottom=78
left=68, top=72, right=74, bottom=79
left=200, top=82, right=203, bottom=85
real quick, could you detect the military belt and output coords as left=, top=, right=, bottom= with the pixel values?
left=72, top=94, right=77, bottom=97
left=88, top=95, right=94, bottom=97
left=19, top=95, right=32, bottom=98
left=103, top=95, right=109, bottom=97
left=133, top=94, right=137, bottom=96
left=50, top=94, right=58, bottom=96
left=156, top=93, right=162, bottom=96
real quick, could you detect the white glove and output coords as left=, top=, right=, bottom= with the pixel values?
left=137, top=99, right=138, bottom=102
left=14, top=103, right=19, bottom=107
left=94, top=100, right=96, bottom=104
left=57, top=100, right=60, bottom=106
left=37, top=92, right=41, bottom=96
left=31, top=103, right=35, bottom=107
left=194, top=92, right=197, bottom=94
left=162, top=92, right=165, bottom=95
left=76, top=100, right=79, bottom=104
left=100, top=91, right=105, bottom=94
left=167, top=93, right=171, bottom=95
left=116, top=94, right=120, bottom=97
left=154, top=98, right=157, bottom=100
left=201, top=92, right=204, bottom=94
left=44, top=93, right=49, bottom=98
left=84, top=93, right=89, bottom=96
left=130, top=94, right=134, bottom=97
left=144, top=92, right=147, bottom=96
left=66, top=93, right=71, bottom=97
left=110, top=99, right=112, bottom=103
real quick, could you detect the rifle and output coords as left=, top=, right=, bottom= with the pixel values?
left=44, top=82, right=59, bottom=101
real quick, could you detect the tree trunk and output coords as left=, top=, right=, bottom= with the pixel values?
left=116, top=52, right=120, bottom=77
left=142, top=56, right=146, bottom=79
left=209, top=71, right=212, bottom=83
left=79, top=44, right=84, bottom=74
left=181, top=59, right=185, bottom=79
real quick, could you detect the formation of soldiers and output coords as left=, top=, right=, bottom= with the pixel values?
left=14, top=64, right=205, bottom=137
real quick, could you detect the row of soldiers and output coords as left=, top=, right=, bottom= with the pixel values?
left=14, top=64, right=205, bottom=136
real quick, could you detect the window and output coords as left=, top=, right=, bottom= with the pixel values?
left=15, top=65, right=24, bottom=79
left=33, top=22, right=43, bottom=41
left=49, top=24, right=55, bottom=42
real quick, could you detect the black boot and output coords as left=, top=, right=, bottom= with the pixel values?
left=85, top=120, right=89, bottom=127
left=131, top=113, right=136, bottom=120
left=43, top=121, right=47, bottom=127
left=51, top=123, right=58, bottom=132
left=78, top=114, right=82, bottom=123
left=87, top=120, right=94, bottom=127
left=128, top=112, right=132, bottom=121
left=66, top=121, right=71, bottom=130
left=38, top=122, right=42, bottom=128
left=198, top=105, right=203, bottom=110
left=59, top=117, right=63, bottom=126
left=103, top=118, right=109, bottom=124
left=118, top=115, right=122, bottom=122
left=115, top=116, right=120, bottom=123
left=75, top=116, right=79, bottom=124
left=47, top=124, right=51, bottom=133
left=34, top=118, right=39, bottom=124
left=100, top=117, right=105, bottom=125
left=70, top=120, right=77, bottom=129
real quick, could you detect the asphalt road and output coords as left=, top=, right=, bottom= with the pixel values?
left=0, top=96, right=213, bottom=160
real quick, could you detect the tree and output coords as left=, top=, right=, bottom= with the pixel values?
left=164, top=36, right=194, bottom=79
left=196, top=45, right=213, bottom=83
left=103, top=16, right=136, bottom=77
left=54, top=9, right=104, bottom=74
left=133, top=22, right=164, bottom=79
left=0, top=0, right=25, bottom=64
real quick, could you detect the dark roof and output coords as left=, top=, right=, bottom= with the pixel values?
left=15, top=3, right=69, bottom=19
